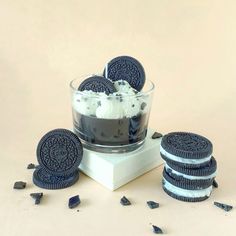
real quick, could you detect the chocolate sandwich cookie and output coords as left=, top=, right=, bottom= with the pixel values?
left=33, top=167, right=80, bottom=189
left=160, top=132, right=213, bottom=168
left=162, top=170, right=212, bottom=202
left=165, top=156, right=217, bottom=177
left=78, top=75, right=116, bottom=95
left=37, top=129, right=83, bottom=176
left=163, top=168, right=213, bottom=190
left=162, top=182, right=211, bottom=202
left=103, top=56, right=146, bottom=91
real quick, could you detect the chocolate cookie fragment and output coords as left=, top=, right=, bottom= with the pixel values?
left=30, top=193, right=43, bottom=205
left=151, top=132, right=163, bottom=139
left=214, top=202, right=233, bottom=212
left=120, top=196, right=131, bottom=206
left=212, top=179, right=218, bottom=188
left=152, top=225, right=163, bottom=234
left=27, top=163, right=36, bottom=169
left=147, top=201, right=159, bottom=209
left=68, top=195, right=81, bottom=209
left=13, top=181, right=26, bottom=189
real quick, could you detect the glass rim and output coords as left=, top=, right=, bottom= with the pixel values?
left=69, top=74, right=155, bottom=98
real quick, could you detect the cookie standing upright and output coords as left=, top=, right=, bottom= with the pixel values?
left=33, top=129, right=83, bottom=189
left=103, top=56, right=146, bottom=91
left=37, top=129, right=83, bottom=176
left=78, top=75, right=117, bottom=95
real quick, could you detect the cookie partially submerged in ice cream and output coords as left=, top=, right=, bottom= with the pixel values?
left=103, top=56, right=146, bottom=91
left=78, top=75, right=116, bottom=95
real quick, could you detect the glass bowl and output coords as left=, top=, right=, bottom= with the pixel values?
left=70, top=75, right=155, bottom=153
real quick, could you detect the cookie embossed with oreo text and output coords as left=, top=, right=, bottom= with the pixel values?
left=33, top=167, right=80, bottom=189
left=36, top=129, right=83, bottom=176
left=103, top=56, right=146, bottom=91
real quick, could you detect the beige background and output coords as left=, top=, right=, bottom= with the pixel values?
left=0, top=0, right=236, bottom=235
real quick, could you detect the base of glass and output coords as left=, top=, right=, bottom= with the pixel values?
left=80, top=139, right=146, bottom=153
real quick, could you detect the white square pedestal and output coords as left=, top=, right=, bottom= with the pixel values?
left=79, top=129, right=163, bottom=190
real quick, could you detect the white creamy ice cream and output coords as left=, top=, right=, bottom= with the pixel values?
left=96, top=96, right=124, bottom=119
left=122, top=96, right=141, bottom=117
left=73, top=79, right=148, bottom=119
left=114, top=80, right=138, bottom=95
left=73, top=90, right=100, bottom=116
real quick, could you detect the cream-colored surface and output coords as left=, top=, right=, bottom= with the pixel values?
left=0, top=1, right=236, bottom=235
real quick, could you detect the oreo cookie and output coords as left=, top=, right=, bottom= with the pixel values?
left=163, top=168, right=213, bottom=190
left=160, top=132, right=213, bottom=168
left=161, top=153, right=211, bottom=168
left=37, top=129, right=83, bottom=176
left=162, top=171, right=212, bottom=202
left=33, top=167, right=80, bottom=189
left=103, top=56, right=146, bottom=91
left=160, top=132, right=216, bottom=201
left=165, top=156, right=217, bottom=177
left=162, top=182, right=210, bottom=202
left=78, top=75, right=116, bottom=95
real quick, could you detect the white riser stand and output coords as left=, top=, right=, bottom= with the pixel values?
left=79, top=129, right=163, bottom=190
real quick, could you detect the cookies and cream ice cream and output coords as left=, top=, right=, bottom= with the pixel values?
left=73, top=80, right=148, bottom=119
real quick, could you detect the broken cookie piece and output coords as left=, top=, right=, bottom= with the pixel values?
left=27, top=163, right=36, bottom=169
left=120, top=196, right=131, bottom=206
left=151, top=132, right=163, bottom=139
left=68, top=195, right=81, bottom=209
left=147, top=201, right=159, bottom=209
left=30, top=193, right=43, bottom=205
left=214, top=202, right=233, bottom=212
left=13, top=181, right=26, bottom=189
left=212, top=179, right=218, bottom=188
left=152, top=225, right=163, bottom=234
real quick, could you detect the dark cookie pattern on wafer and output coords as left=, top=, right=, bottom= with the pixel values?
left=166, top=156, right=217, bottom=176
left=161, top=132, right=213, bottom=159
left=163, top=169, right=213, bottom=190
left=78, top=75, right=117, bottom=95
left=162, top=184, right=210, bottom=202
left=164, top=167, right=214, bottom=189
left=37, top=129, right=83, bottom=176
left=161, top=153, right=212, bottom=169
left=33, top=167, right=80, bottom=189
left=103, top=56, right=145, bottom=91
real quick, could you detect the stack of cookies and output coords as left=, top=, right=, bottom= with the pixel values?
left=160, top=132, right=217, bottom=202
left=33, top=129, right=83, bottom=189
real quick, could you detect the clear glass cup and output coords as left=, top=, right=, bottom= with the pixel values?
left=70, top=75, right=155, bottom=153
